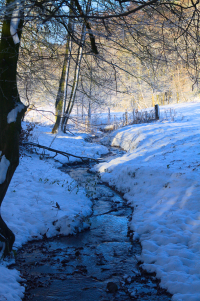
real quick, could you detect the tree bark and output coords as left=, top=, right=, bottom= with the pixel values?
left=52, top=36, right=71, bottom=134
left=62, top=25, right=86, bottom=131
left=52, top=1, right=74, bottom=134
left=0, top=0, right=26, bottom=256
left=62, top=0, right=93, bottom=132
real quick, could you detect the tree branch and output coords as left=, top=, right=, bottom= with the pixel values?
left=22, top=142, right=100, bottom=162
left=46, top=0, right=160, bottom=20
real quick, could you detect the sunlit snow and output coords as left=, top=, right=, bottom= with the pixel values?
left=96, top=102, right=200, bottom=301
left=0, top=119, right=108, bottom=301
left=1, top=102, right=200, bottom=300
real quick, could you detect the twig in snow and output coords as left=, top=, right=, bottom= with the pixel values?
left=22, top=141, right=101, bottom=162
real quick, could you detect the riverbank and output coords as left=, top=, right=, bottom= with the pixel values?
left=12, top=149, right=172, bottom=301
left=0, top=126, right=108, bottom=301
left=1, top=102, right=200, bottom=300
left=95, top=102, right=200, bottom=301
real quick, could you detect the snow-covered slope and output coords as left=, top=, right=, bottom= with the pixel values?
left=28, top=123, right=108, bottom=164
left=0, top=122, right=108, bottom=301
left=96, top=103, right=200, bottom=301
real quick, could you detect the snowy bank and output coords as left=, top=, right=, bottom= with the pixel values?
left=3, top=155, right=92, bottom=248
left=96, top=103, right=200, bottom=301
left=0, top=121, right=108, bottom=301
left=25, top=123, right=108, bottom=164
left=0, top=154, right=92, bottom=300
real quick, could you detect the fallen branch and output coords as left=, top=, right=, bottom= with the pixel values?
left=22, top=142, right=101, bottom=162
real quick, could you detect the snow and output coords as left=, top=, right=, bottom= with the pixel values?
left=24, top=104, right=125, bottom=128
left=10, top=1, right=22, bottom=45
left=26, top=123, right=108, bottom=164
left=7, top=103, right=25, bottom=124
left=0, top=263, right=24, bottom=301
left=24, top=104, right=55, bottom=125
left=0, top=155, right=10, bottom=184
left=2, top=102, right=200, bottom=300
left=0, top=121, right=108, bottom=301
left=95, top=103, right=200, bottom=301
left=2, top=155, right=93, bottom=247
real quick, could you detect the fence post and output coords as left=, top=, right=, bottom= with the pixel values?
left=155, top=104, right=160, bottom=120
left=108, top=107, right=111, bottom=124
left=88, top=103, right=91, bottom=120
left=132, top=109, right=135, bottom=123
left=125, top=111, right=128, bottom=125
left=87, top=103, right=91, bottom=132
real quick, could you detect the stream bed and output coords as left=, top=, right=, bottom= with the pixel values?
left=12, top=149, right=172, bottom=301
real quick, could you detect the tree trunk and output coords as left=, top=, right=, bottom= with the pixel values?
left=62, top=0, right=93, bottom=131
left=53, top=0, right=74, bottom=134
left=52, top=36, right=71, bottom=134
left=0, top=0, right=26, bottom=256
left=62, top=25, right=86, bottom=131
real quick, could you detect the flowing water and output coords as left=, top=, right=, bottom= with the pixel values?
left=12, top=149, right=172, bottom=301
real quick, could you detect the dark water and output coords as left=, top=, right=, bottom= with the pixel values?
left=12, top=150, right=172, bottom=301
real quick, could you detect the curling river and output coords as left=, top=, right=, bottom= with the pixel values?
left=13, top=147, right=172, bottom=301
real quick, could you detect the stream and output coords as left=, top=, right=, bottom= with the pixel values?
left=12, top=148, right=172, bottom=301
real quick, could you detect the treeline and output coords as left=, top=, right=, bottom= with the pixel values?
left=17, top=0, right=200, bottom=125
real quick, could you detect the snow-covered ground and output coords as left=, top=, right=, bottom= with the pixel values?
left=26, top=123, right=108, bottom=164
left=0, top=120, right=108, bottom=301
left=24, top=104, right=123, bottom=127
left=2, top=101, right=200, bottom=301
left=95, top=102, right=200, bottom=301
